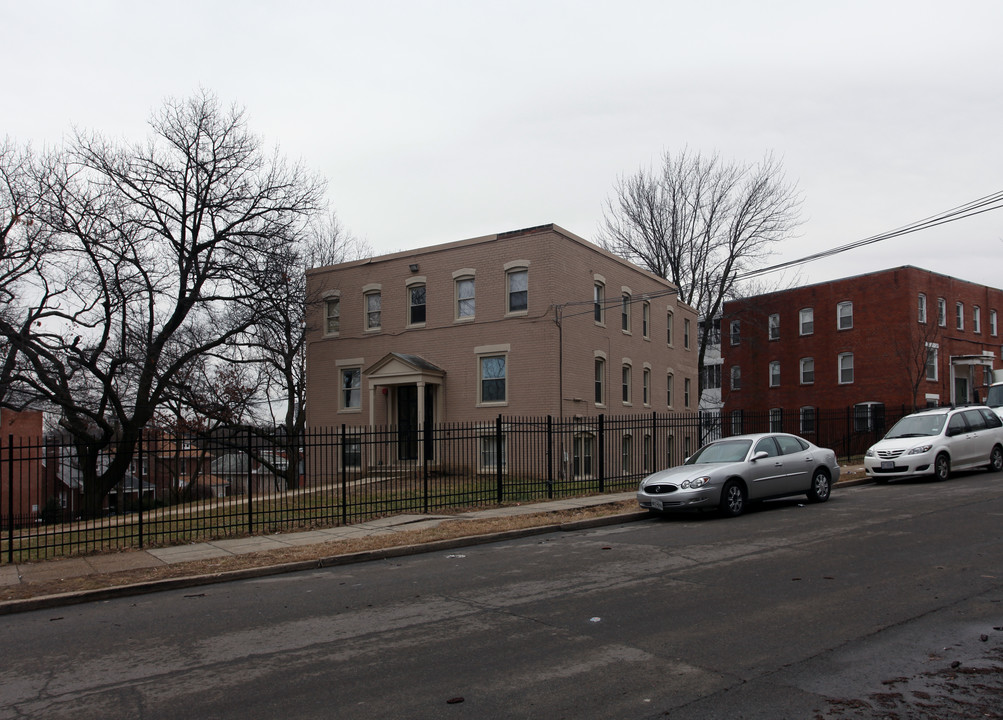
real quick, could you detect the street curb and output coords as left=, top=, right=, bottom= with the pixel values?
left=0, top=510, right=652, bottom=616
left=0, top=477, right=872, bottom=616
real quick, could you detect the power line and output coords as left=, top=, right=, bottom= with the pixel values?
left=735, top=190, right=1003, bottom=281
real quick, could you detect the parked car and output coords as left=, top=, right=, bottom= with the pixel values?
left=864, top=405, right=1003, bottom=482
left=637, top=433, right=840, bottom=518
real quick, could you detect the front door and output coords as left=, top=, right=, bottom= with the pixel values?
left=397, top=386, right=418, bottom=460
left=955, top=375, right=970, bottom=405
left=396, top=385, right=436, bottom=461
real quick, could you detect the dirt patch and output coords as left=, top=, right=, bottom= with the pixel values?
left=3, top=500, right=640, bottom=603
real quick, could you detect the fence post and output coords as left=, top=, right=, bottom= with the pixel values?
left=546, top=415, right=554, bottom=499
left=6, top=434, right=13, bottom=564
left=340, top=424, right=348, bottom=525
left=137, top=430, right=144, bottom=550
left=423, top=417, right=430, bottom=514
left=598, top=414, right=605, bottom=494
left=246, top=428, right=254, bottom=535
left=651, top=411, right=658, bottom=472
left=496, top=415, right=503, bottom=504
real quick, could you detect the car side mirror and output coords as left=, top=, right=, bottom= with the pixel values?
left=751, top=450, right=769, bottom=461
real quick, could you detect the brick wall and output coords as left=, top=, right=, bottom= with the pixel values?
left=305, top=224, right=698, bottom=427
left=723, top=266, right=1003, bottom=416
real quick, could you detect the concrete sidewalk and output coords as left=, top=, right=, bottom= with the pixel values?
left=0, top=491, right=644, bottom=613
left=0, top=465, right=870, bottom=613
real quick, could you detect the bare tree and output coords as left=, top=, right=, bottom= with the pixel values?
left=0, top=91, right=326, bottom=514
left=894, top=316, right=942, bottom=412
left=0, top=139, right=57, bottom=408
left=599, top=150, right=802, bottom=390
left=234, top=211, right=370, bottom=489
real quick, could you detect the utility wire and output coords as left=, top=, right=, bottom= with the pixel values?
left=735, top=190, right=1003, bottom=281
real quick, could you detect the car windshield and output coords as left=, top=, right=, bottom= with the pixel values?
left=986, top=385, right=1003, bottom=409
left=685, top=439, right=753, bottom=464
left=884, top=414, right=946, bottom=439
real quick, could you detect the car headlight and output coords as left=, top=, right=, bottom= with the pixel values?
left=908, top=444, right=933, bottom=455
left=680, top=476, right=710, bottom=489
left=865, top=447, right=875, bottom=457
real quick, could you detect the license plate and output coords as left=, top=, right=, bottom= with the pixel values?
left=881, top=460, right=894, bottom=470
left=652, top=500, right=663, bottom=510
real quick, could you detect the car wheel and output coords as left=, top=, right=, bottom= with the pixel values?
left=806, top=468, right=831, bottom=503
left=719, top=480, right=746, bottom=517
left=988, top=445, right=1003, bottom=473
left=934, top=453, right=950, bottom=481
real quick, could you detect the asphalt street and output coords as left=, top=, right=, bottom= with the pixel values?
left=2, top=472, right=1002, bottom=719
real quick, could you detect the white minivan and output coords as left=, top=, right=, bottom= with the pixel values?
left=864, top=405, right=1003, bottom=482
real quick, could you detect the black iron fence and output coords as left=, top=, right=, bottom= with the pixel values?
left=1, top=406, right=906, bottom=562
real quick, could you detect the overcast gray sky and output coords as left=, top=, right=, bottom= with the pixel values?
left=5, top=0, right=1002, bottom=288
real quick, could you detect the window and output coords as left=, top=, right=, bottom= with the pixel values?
left=938, top=297, right=947, bottom=326
left=701, top=363, right=721, bottom=390
left=992, top=309, right=998, bottom=336
left=666, top=311, right=673, bottom=345
left=408, top=282, right=426, bottom=325
left=593, top=282, right=605, bottom=324
left=730, top=365, right=741, bottom=390
left=769, top=361, right=780, bottom=387
left=684, top=377, right=691, bottom=408
left=325, top=297, right=340, bottom=335
left=854, top=402, right=885, bottom=432
left=342, top=437, right=362, bottom=468
left=684, top=318, right=691, bottom=349
left=666, top=373, right=674, bottom=407
left=769, top=408, right=783, bottom=432
left=642, top=301, right=650, bottom=339
left=621, top=364, right=631, bottom=404
left=956, top=301, right=964, bottom=330
left=730, top=320, right=740, bottom=345
left=643, top=434, right=652, bottom=473
left=800, top=357, right=815, bottom=385
left=642, top=367, right=651, bottom=406
left=838, top=352, right=854, bottom=384
left=621, top=435, right=632, bottom=474
left=837, top=301, right=853, bottom=330
left=700, top=317, right=721, bottom=345
left=455, top=275, right=475, bottom=320
left=918, top=293, right=927, bottom=324
left=341, top=368, right=361, bottom=410
left=925, top=343, right=938, bottom=381
left=507, top=268, right=528, bottom=313
left=800, top=406, right=816, bottom=435
left=799, top=308, right=814, bottom=335
left=594, top=356, right=605, bottom=406
left=768, top=313, right=780, bottom=341
left=621, top=293, right=631, bottom=333
left=479, top=436, right=506, bottom=471
left=731, top=410, right=743, bottom=435
left=974, top=305, right=981, bottom=334
left=573, top=434, right=594, bottom=477
left=479, top=356, right=507, bottom=404
left=365, top=291, right=381, bottom=330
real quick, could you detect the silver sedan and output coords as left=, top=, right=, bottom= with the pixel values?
left=637, top=433, right=841, bottom=517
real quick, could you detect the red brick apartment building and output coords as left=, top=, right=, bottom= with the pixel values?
left=305, top=224, right=699, bottom=433
left=722, top=266, right=1003, bottom=433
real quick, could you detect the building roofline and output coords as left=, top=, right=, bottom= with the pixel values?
left=306, top=222, right=685, bottom=298
left=726, top=265, right=1003, bottom=304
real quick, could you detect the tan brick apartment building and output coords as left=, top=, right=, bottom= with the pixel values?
left=722, top=266, right=1003, bottom=433
left=305, top=224, right=699, bottom=438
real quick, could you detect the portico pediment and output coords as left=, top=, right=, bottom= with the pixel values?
left=364, top=352, right=445, bottom=386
